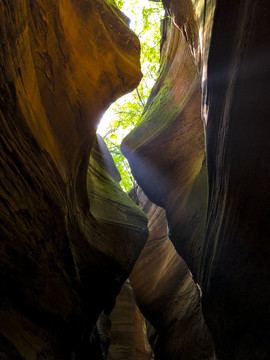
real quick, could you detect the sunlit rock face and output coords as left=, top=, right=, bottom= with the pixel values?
left=107, top=280, right=153, bottom=360
left=122, top=11, right=206, bottom=292
left=130, top=189, right=215, bottom=360
left=123, top=1, right=270, bottom=359
left=0, top=1, right=148, bottom=358
left=106, top=188, right=215, bottom=360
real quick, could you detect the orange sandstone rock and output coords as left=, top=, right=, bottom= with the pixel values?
left=0, top=1, right=146, bottom=358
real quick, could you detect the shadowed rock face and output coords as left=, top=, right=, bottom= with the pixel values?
left=0, top=1, right=148, bottom=358
left=122, top=0, right=270, bottom=359
left=200, top=1, right=270, bottom=359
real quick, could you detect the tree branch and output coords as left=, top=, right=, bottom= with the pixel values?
left=136, top=87, right=145, bottom=107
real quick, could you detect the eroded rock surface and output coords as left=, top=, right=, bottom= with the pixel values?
left=0, top=1, right=148, bottom=358
left=122, top=1, right=270, bottom=359
left=130, top=189, right=215, bottom=360
left=122, top=12, right=206, bottom=287
left=107, top=280, right=153, bottom=360
left=198, top=1, right=270, bottom=359
left=1, top=0, right=270, bottom=358
left=107, top=188, right=215, bottom=360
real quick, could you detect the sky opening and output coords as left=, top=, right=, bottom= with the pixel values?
left=97, top=0, right=164, bottom=191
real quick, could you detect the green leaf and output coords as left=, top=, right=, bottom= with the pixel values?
left=100, top=0, right=164, bottom=193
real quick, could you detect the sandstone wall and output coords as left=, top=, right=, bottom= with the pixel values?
left=122, top=1, right=270, bottom=359
left=1, top=0, right=269, bottom=359
left=0, top=1, right=148, bottom=358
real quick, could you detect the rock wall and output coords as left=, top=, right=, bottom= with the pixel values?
left=107, top=188, right=215, bottom=360
left=1, top=0, right=270, bottom=359
left=122, top=9, right=207, bottom=291
left=106, top=280, right=153, bottom=360
left=130, top=189, right=215, bottom=360
left=199, top=1, right=270, bottom=359
left=0, top=1, right=148, bottom=358
left=122, top=0, right=270, bottom=359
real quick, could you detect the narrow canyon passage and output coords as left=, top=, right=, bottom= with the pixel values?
left=98, top=2, right=214, bottom=358
left=0, top=1, right=269, bottom=360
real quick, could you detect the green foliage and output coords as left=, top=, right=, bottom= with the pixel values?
left=100, top=0, right=164, bottom=192
left=115, top=0, right=124, bottom=9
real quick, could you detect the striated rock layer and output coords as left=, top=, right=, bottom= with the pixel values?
left=107, top=280, right=153, bottom=360
left=122, top=0, right=270, bottom=359
left=199, top=1, right=270, bottom=359
left=130, top=189, right=215, bottom=360
left=122, top=10, right=207, bottom=292
left=0, top=1, right=148, bottom=359
left=107, top=188, right=215, bottom=360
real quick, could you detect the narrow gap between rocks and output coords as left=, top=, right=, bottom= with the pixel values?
left=97, top=0, right=164, bottom=192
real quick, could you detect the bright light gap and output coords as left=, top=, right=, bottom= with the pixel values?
left=97, top=0, right=164, bottom=191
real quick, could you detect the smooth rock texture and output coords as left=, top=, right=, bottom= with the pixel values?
left=107, top=280, right=153, bottom=360
left=130, top=189, right=215, bottom=360
left=122, top=0, right=270, bottom=359
left=122, top=13, right=206, bottom=283
left=1, top=0, right=270, bottom=359
left=198, top=1, right=270, bottom=359
left=0, top=1, right=148, bottom=358
left=106, top=187, right=215, bottom=360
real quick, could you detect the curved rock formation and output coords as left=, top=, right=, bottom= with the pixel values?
left=0, top=1, right=148, bottom=358
left=122, top=12, right=206, bottom=286
left=123, top=0, right=270, bottom=359
left=107, top=280, right=153, bottom=360
left=1, top=0, right=270, bottom=358
left=199, top=1, right=270, bottom=359
left=106, top=187, right=215, bottom=360
left=130, top=189, right=215, bottom=360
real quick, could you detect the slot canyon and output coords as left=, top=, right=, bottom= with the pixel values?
left=0, top=0, right=269, bottom=359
